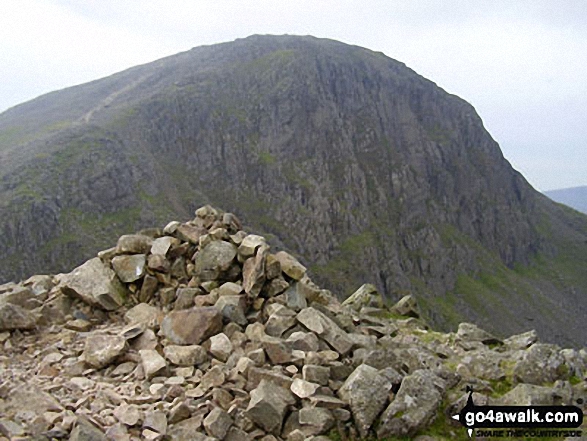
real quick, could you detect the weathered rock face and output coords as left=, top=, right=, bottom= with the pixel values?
left=2, top=36, right=586, bottom=348
left=0, top=206, right=585, bottom=440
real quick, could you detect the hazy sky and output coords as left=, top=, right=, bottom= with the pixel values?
left=1, top=1, right=585, bottom=191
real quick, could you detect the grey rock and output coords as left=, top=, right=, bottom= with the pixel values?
left=70, top=419, right=107, bottom=441
left=457, top=322, right=502, bottom=345
left=60, top=257, right=127, bottom=310
left=513, top=343, right=568, bottom=384
left=150, top=236, right=174, bottom=256
left=195, top=241, right=237, bottom=281
left=377, top=370, right=445, bottom=438
left=504, top=329, right=538, bottom=350
left=243, top=245, right=267, bottom=298
left=111, top=254, right=146, bottom=283
left=389, top=294, right=420, bottom=318
left=161, top=307, right=223, bottom=345
left=338, top=364, right=392, bottom=438
left=164, top=344, right=208, bottom=366
left=246, top=379, right=296, bottom=434
left=83, top=334, right=127, bottom=369
left=203, top=407, right=233, bottom=439
left=124, top=303, right=161, bottom=328
left=238, top=234, right=267, bottom=259
left=275, top=251, right=306, bottom=280
left=140, top=349, right=167, bottom=378
left=116, top=234, right=153, bottom=254
left=215, top=295, right=247, bottom=326
left=209, top=332, right=233, bottom=362
left=265, top=305, right=297, bottom=337
left=284, top=282, right=308, bottom=311
left=0, top=302, right=36, bottom=330
left=341, top=283, right=383, bottom=311
left=296, top=307, right=353, bottom=355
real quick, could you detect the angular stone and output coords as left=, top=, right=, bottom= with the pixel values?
left=243, top=246, right=267, bottom=298
left=377, top=370, right=445, bottom=438
left=143, top=411, right=167, bottom=435
left=218, top=282, right=242, bottom=297
left=147, top=254, right=170, bottom=273
left=209, top=333, right=233, bottom=362
left=117, top=234, right=153, bottom=254
left=284, top=282, right=308, bottom=311
left=341, top=284, right=383, bottom=311
left=175, top=224, right=208, bottom=245
left=275, top=251, right=306, bottom=280
left=60, top=257, right=127, bottom=310
left=203, top=407, right=233, bottom=439
left=69, top=419, right=107, bottom=441
left=298, top=407, right=335, bottom=434
left=504, top=329, right=538, bottom=350
left=338, top=364, right=392, bottom=438
left=389, top=294, right=420, bottom=318
left=114, top=403, right=142, bottom=426
left=246, top=380, right=296, bottom=434
left=238, top=234, right=267, bottom=258
left=291, top=378, right=320, bottom=398
left=0, top=302, right=36, bottom=331
left=151, top=237, right=174, bottom=256
left=164, top=345, right=208, bottom=366
left=140, top=349, right=167, bottom=378
left=302, top=365, right=330, bottom=386
left=125, top=303, right=161, bottom=328
left=139, top=275, right=158, bottom=303
left=513, top=343, right=567, bottom=384
left=265, top=254, right=281, bottom=280
left=215, top=295, right=247, bottom=326
left=0, top=285, right=35, bottom=309
left=195, top=241, right=237, bottom=280
left=263, top=338, right=293, bottom=364
left=161, top=307, right=223, bottom=345
left=265, top=305, right=297, bottom=337
left=457, top=322, right=502, bottom=345
left=112, top=254, right=146, bottom=283
left=297, top=307, right=353, bottom=355
left=264, top=277, right=290, bottom=297
left=83, top=334, right=127, bottom=369
left=498, top=383, right=568, bottom=406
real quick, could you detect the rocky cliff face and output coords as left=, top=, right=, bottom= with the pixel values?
left=0, top=206, right=585, bottom=440
left=0, top=35, right=586, bottom=346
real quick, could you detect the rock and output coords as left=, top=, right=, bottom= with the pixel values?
left=215, top=295, right=247, bottom=326
left=124, top=303, right=161, bottom=328
left=0, top=303, right=36, bottom=331
left=274, top=251, right=306, bottom=280
left=0, top=285, right=36, bottom=309
left=143, top=411, right=167, bottom=435
left=140, top=349, right=167, bottom=378
left=265, top=254, right=281, bottom=280
left=338, top=364, right=392, bottom=438
left=70, top=419, right=107, bottom=441
left=147, top=254, right=170, bottom=273
left=266, top=306, right=297, bottom=338
left=291, top=378, right=320, bottom=398
left=117, top=234, right=153, bottom=254
left=168, top=416, right=214, bottom=440
left=341, top=284, right=383, bottom=311
left=203, top=407, right=233, bottom=439
left=176, top=224, right=208, bottom=244
left=209, top=333, right=233, bottom=362
left=150, top=237, right=174, bottom=256
left=218, top=282, right=243, bottom=297
left=60, top=257, right=127, bottom=310
left=246, top=380, right=296, bottom=434
left=161, top=307, right=223, bottom=345
left=389, top=294, right=420, bottom=318
left=164, top=345, right=208, bottom=366
left=139, top=275, right=159, bottom=303
left=195, top=241, right=237, bottom=281
left=498, top=383, right=569, bottom=406
left=296, top=307, right=353, bottom=355
left=114, top=403, right=142, bottom=426
left=377, top=370, right=445, bottom=438
left=504, top=329, right=538, bottom=350
left=83, top=334, right=127, bottom=369
left=284, top=282, right=308, bottom=311
left=111, top=254, right=146, bottom=283
left=298, top=407, right=335, bottom=435
left=238, top=234, right=267, bottom=258
left=287, top=331, right=320, bottom=352
left=513, top=343, right=568, bottom=384
left=243, top=246, right=267, bottom=298
left=302, top=365, right=330, bottom=386
left=457, top=322, right=502, bottom=345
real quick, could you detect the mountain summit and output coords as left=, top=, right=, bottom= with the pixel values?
left=0, top=35, right=586, bottom=346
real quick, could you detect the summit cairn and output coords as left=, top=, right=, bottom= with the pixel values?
left=0, top=206, right=585, bottom=440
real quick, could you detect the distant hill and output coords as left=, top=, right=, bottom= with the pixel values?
left=1, top=35, right=586, bottom=346
left=545, top=186, right=587, bottom=214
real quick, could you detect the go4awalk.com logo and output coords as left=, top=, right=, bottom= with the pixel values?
left=452, top=387, right=584, bottom=438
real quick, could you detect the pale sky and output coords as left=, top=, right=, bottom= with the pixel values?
left=1, top=0, right=585, bottom=191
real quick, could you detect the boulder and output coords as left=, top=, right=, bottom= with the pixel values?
left=246, top=380, right=296, bottom=434
left=0, top=303, right=36, bottom=331
left=83, top=334, right=127, bottom=369
left=513, top=343, right=568, bottom=384
left=195, top=241, right=237, bottom=281
left=274, top=251, right=306, bottom=280
left=457, top=322, right=502, bottom=345
left=389, top=294, right=420, bottom=318
left=111, top=254, right=146, bottom=283
left=296, top=307, right=353, bottom=355
left=338, top=364, right=392, bottom=438
left=341, top=284, right=383, bottom=311
left=161, top=307, right=223, bottom=345
left=377, top=370, right=445, bottom=438
left=164, top=345, right=208, bottom=366
left=60, top=257, right=127, bottom=310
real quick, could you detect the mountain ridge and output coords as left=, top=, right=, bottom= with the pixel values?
left=1, top=35, right=586, bottom=347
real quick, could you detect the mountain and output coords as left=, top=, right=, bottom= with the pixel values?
left=545, top=186, right=587, bottom=214
left=1, top=35, right=586, bottom=347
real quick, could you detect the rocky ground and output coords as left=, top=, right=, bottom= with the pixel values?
left=0, top=206, right=585, bottom=440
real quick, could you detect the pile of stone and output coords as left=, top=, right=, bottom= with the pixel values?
left=0, top=206, right=585, bottom=440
